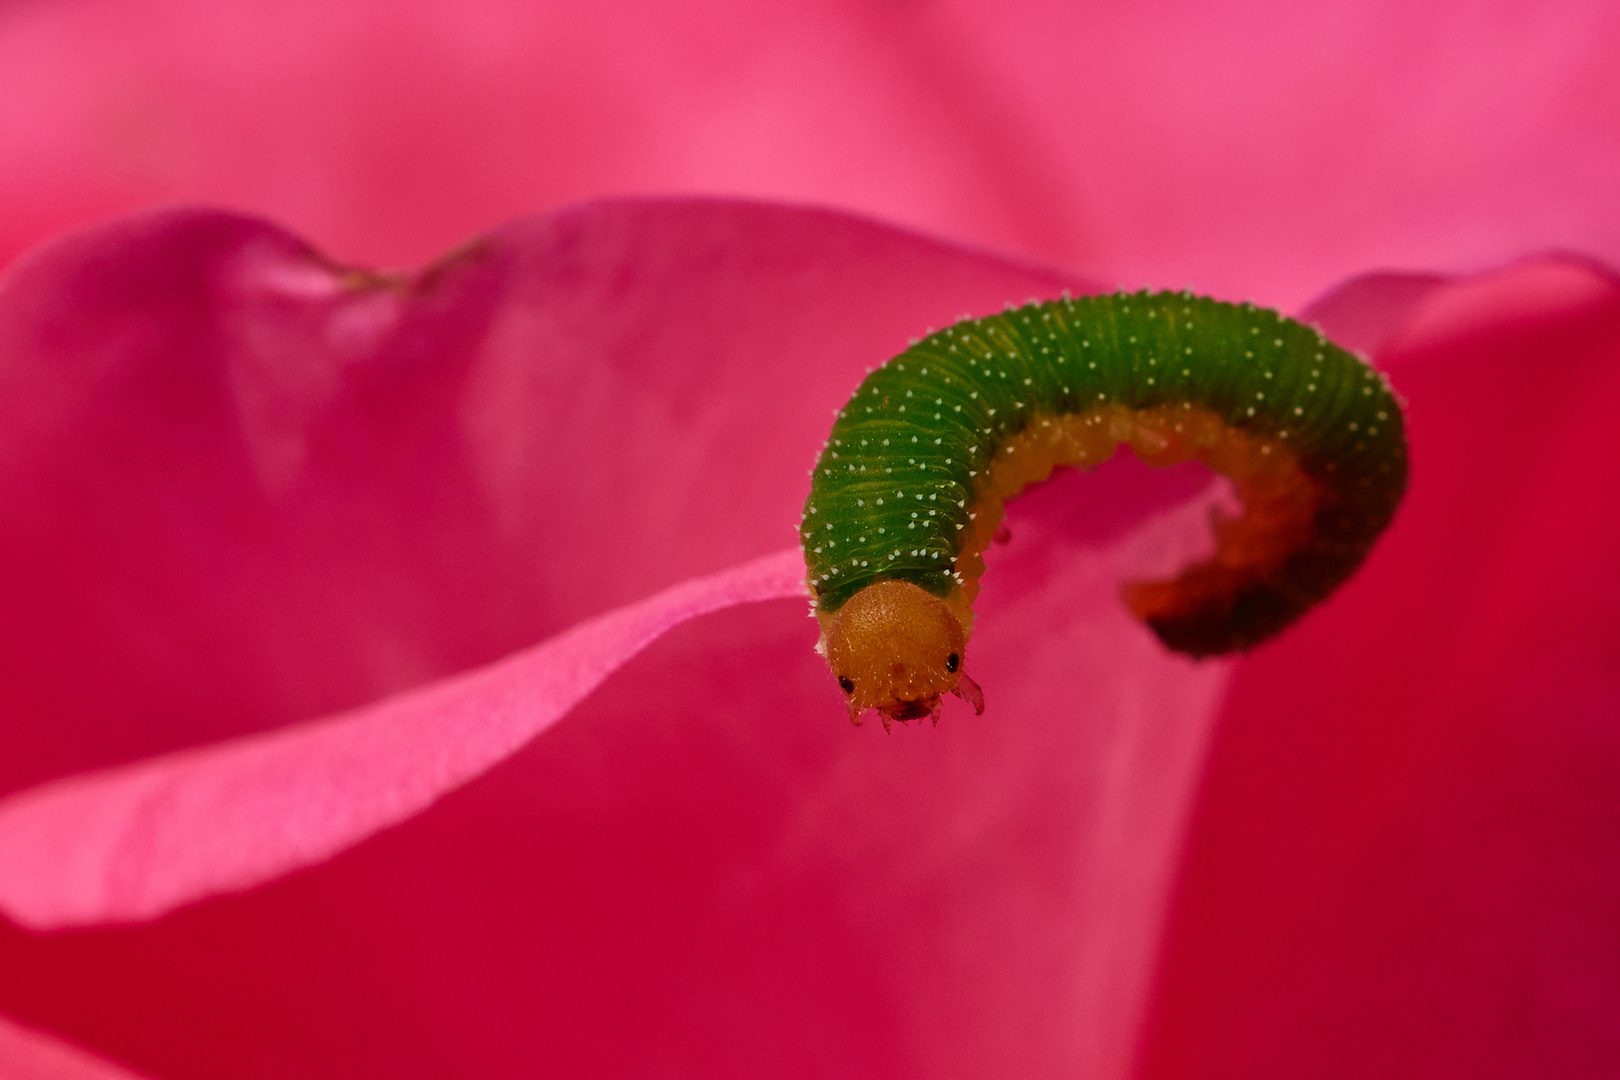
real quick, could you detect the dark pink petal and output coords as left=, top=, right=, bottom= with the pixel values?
left=0, top=483, right=1235, bottom=1080
left=0, top=1012, right=153, bottom=1080
left=0, top=548, right=805, bottom=929
left=1141, top=257, right=1620, bottom=1079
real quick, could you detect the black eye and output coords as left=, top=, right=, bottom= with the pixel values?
left=838, top=676, right=855, bottom=694
left=945, top=653, right=960, bottom=673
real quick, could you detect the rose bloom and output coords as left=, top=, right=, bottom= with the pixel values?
left=0, top=3, right=1617, bottom=1080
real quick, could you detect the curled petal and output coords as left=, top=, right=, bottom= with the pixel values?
left=0, top=550, right=806, bottom=929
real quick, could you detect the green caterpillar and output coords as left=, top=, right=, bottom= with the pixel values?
left=800, top=290, right=1407, bottom=728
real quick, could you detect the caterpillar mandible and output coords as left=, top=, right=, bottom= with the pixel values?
left=800, top=290, right=1408, bottom=729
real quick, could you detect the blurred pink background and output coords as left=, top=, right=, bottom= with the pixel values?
left=3, top=0, right=1617, bottom=308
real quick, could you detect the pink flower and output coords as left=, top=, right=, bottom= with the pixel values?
left=0, top=4, right=1616, bottom=1080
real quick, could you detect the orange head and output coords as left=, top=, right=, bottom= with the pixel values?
left=822, top=579, right=980, bottom=727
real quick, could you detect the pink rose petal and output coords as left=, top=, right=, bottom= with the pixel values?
left=0, top=200, right=1082, bottom=798
left=0, top=1012, right=153, bottom=1080
left=0, top=548, right=805, bottom=929
left=1141, top=256, right=1620, bottom=1079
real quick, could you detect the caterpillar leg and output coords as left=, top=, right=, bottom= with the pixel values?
left=951, top=671, right=985, bottom=715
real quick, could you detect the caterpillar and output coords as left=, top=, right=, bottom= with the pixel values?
left=800, top=290, right=1407, bottom=729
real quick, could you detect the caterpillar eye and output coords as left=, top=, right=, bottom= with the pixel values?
left=945, top=653, right=960, bottom=673
left=837, top=676, right=856, bottom=695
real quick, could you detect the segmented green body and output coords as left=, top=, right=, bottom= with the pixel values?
left=800, top=290, right=1408, bottom=654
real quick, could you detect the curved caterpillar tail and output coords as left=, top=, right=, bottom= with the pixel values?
left=801, top=290, right=1407, bottom=727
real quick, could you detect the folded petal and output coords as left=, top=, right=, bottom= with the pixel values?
left=0, top=549, right=805, bottom=929
left=0, top=478, right=1234, bottom=1080
left=1141, top=256, right=1620, bottom=1078
left=0, top=199, right=1081, bottom=797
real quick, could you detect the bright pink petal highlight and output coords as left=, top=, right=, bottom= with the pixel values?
left=0, top=1013, right=153, bottom=1080
left=0, top=549, right=805, bottom=929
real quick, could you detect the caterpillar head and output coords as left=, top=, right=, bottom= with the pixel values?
left=822, top=579, right=983, bottom=729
